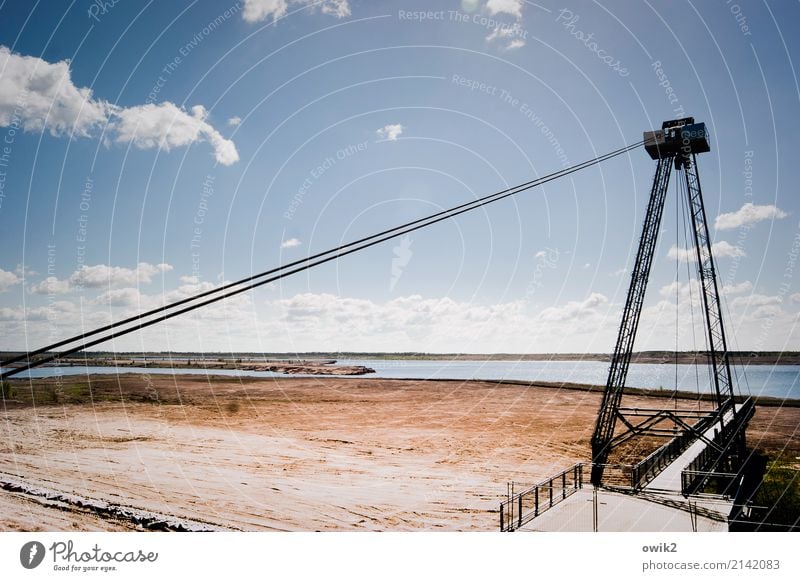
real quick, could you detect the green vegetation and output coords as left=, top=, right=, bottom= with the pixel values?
left=60, top=383, right=92, bottom=404
left=752, top=455, right=800, bottom=530
left=1, top=380, right=14, bottom=399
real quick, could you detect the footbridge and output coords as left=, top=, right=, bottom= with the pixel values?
left=501, top=118, right=760, bottom=532
left=500, top=399, right=755, bottom=532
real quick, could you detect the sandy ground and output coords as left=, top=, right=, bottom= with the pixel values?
left=1, top=374, right=797, bottom=531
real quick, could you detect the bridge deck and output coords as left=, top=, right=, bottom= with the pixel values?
left=644, top=404, right=739, bottom=492
left=518, top=488, right=731, bottom=532
left=516, top=404, right=746, bottom=531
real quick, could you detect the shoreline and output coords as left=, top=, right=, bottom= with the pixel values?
left=4, top=351, right=800, bottom=367
left=7, top=372, right=800, bottom=408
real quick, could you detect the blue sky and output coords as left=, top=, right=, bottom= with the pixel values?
left=0, top=0, right=798, bottom=353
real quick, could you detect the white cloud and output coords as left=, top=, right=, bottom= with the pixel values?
left=0, top=46, right=109, bottom=136
left=70, top=262, right=172, bottom=289
left=242, top=0, right=289, bottom=22
left=658, top=280, right=754, bottom=307
left=29, top=276, right=71, bottom=295
left=715, top=203, right=788, bottom=230
left=92, top=287, right=142, bottom=307
left=376, top=123, right=404, bottom=141
left=667, top=241, right=745, bottom=263
left=538, top=293, right=609, bottom=323
left=15, top=264, right=37, bottom=277
left=242, top=0, right=350, bottom=23
left=320, top=0, right=350, bottom=18
left=281, top=238, right=302, bottom=249
left=273, top=293, right=528, bottom=350
left=483, top=4, right=525, bottom=50
left=612, top=268, right=627, bottom=277
left=0, top=268, right=21, bottom=292
left=730, top=293, right=783, bottom=309
left=227, top=116, right=242, bottom=126
left=0, top=46, right=238, bottom=165
left=111, top=103, right=239, bottom=166
left=0, top=301, right=76, bottom=322
left=486, top=0, right=522, bottom=18
left=723, top=281, right=754, bottom=295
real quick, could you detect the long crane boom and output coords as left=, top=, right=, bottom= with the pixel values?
left=1, top=141, right=642, bottom=380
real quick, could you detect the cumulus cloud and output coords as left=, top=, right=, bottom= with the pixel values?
left=273, top=293, right=527, bottom=350
left=281, top=238, right=302, bottom=249
left=29, top=276, right=72, bottom=295
left=376, top=123, right=404, bottom=141
left=658, top=280, right=753, bottom=304
left=483, top=2, right=525, bottom=50
left=242, top=0, right=350, bottom=23
left=227, top=116, right=242, bottom=126
left=111, top=103, right=239, bottom=166
left=91, top=287, right=143, bottom=307
left=0, top=301, right=76, bottom=322
left=0, top=46, right=238, bottom=165
left=0, top=46, right=108, bottom=136
left=667, top=241, right=745, bottom=263
left=70, top=262, right=173, bottom=289
left=0, top=268, right=21, bottom=292
left=538, top=293, right=609, bottom=323
left=485, top=24, right=526, bottom=50
left=319, top=0, right=350, bottom=18
left=486, top=0, right=523, bottom=18
left=715, top=203, right=788, bottom=230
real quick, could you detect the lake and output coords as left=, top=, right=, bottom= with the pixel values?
left=6, top=359, right=800, bottom=400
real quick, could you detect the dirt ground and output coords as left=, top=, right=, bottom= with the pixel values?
left=1, top=374, right=797, bottom=531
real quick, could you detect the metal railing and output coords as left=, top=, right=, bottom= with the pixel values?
left=630, top=412, right=718, bottom=489
left=500, top=463, right=584, bottom=532
left=680, top=398, right=755, bottom=496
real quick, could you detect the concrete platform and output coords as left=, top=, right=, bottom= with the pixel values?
left=520, top=488, right=732, bottom=532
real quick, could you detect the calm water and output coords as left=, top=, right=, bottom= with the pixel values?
left=6, top=359, right=799, bottom=400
